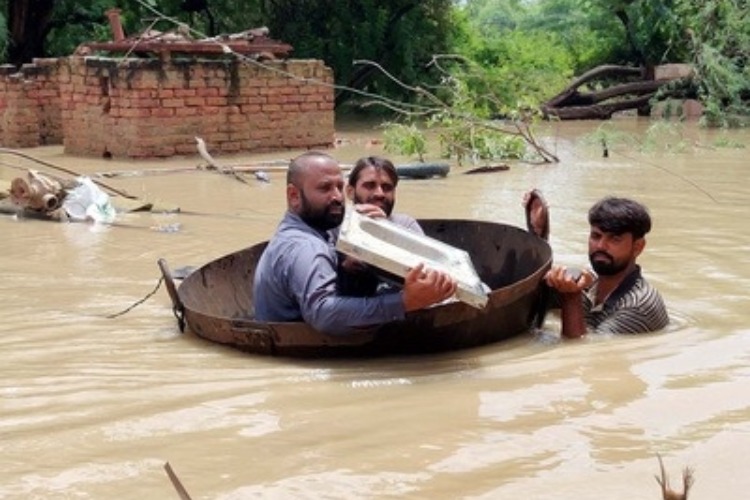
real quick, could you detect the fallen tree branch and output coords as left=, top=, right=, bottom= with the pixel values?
left=95, top=161, right=365, bottom=179
left=194, top=137, right=275, bottom=183
left=545, top=94, right=655, bottom=120
left=95, top=163, right=290, bottom=179
left=0, top=147, right=137, bottom=199
left=542, top=64, right=696, bottom=120
left=544, top=65, right=645, bottom=109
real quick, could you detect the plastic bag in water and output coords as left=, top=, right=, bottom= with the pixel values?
left=62, top=177, right=116, bottom=223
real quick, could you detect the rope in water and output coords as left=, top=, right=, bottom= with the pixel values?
left=105, top=276, right=164, bottom=319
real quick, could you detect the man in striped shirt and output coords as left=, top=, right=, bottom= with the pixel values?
left=542, top=196, right=669, bottom=338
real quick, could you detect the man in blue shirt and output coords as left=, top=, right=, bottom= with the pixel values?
left=253, top=151, right=457, bottom=335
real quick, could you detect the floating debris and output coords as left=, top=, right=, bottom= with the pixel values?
left=655, top=454, right=694, bottom=500
left=150, top=222, right=182, bottom=233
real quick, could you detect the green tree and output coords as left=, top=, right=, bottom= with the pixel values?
left=454, top=0, right=576, bottom=111
left=259, top=0, right=459, bottom=107
left=463, top=0, right=749, bottom=126
left=0, top=0, right=266, bottom=65
left=519, top=0, right=624, bottom=71
left=44, top=1, right=117, bottom=58
left=3, top=0, right=55, bottom=65
left=681, top=0, right=750, bottom=126
left=463, top=0, right=523, bottom=33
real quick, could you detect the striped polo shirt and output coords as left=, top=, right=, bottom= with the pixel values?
left=584, top=266, right=669, bottom=334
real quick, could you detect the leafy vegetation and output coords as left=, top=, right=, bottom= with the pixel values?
left=685, top=1, right=750, bottom=128
left=578, top=122, right=639, bottom=157
left=641, top=121, right=691, bottom=153
left=381, top=122, right=427, bottom=162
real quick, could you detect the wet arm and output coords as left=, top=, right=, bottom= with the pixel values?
left=558, top=293, right=587, bottom=339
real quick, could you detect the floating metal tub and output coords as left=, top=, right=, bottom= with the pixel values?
left=159, top=219, right=552, bottom=358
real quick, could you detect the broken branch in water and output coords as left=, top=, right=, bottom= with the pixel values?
left=463, top=164, right=510, bottom=175
left=0, top=147, right=137, bottom=199
left=164, top=462, right=194, bottom=500
left=93, top=161, right=362, bottom=179
left=194, top=136, right=271, bottom=183
left=195, top=135, right=246, bottom=184
left=655, top=453, right=694, bottom=500
left=95, top=163, right=291, bottom=178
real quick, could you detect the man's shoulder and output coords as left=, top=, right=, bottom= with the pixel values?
left=618, top=272, right=668, bottom=316
left=270, top=227, right=327, bottom=250
left=632, top=273, right=664, bottom=298
left=389, top=212, right=423, bottom=233
left=389, top=212, right=418, bottom=224
left=605, top=272, right=665, bottom=307
left=263, top=222, right=329, bottom=260
left=586, top=272, right=669, bottom=334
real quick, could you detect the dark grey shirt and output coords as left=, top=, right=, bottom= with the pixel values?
left=583, top=266, right=669, bottom=334
left=389, top=212, right=423, bottom=235
left=253, top=211, right=405, bottom=334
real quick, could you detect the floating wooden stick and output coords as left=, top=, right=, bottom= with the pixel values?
left=164, top=462, right=194, bottom=500
left=95, top=163, right=291, bottom=178
left=0, top=147, right=137, bottom=199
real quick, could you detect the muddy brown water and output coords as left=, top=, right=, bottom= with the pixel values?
left=1, top=118, right=749, bottom=499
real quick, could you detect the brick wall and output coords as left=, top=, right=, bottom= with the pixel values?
left=0, top=59, right=63, bottom=148
left=0, top=56, right=335, bottom=158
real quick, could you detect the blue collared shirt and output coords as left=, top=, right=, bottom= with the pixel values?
left=253, top=211, right=405, bottom=335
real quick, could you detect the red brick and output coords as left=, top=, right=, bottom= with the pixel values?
left=184, top=97, right=206, bottom=106
left=161, top=98, right=184, bottom=108
left=152, top=107, right=176, bottom=117
left=174, top=88, right=197, bottom=97
left=175, top=107, right=199, bottom=116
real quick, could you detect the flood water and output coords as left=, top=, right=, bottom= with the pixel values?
left=1, top=118, right=749, bottom=499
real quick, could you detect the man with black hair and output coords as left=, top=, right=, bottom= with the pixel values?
left=538, top=195, right=669, bottom=338
left=345, top=155, right=423, bottom=234
left=337, top=156, right=423, bottom=296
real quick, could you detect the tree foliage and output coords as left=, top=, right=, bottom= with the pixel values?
left=0, top=0, right=746, bottom=128
left=681, top=0, right=750, bottom=127
left=460, top=0, right=749, bottom=127
left=257, top=0, right=459, bottom=106
left=3, top=0, right=55, bottom=64
left=0, top=0, right=268, bottom=65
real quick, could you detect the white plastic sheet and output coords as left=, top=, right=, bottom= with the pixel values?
left=62, top=177, right=116, bottom=223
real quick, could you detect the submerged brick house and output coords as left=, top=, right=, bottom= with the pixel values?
left=0, top=55, right=334, bottom=158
